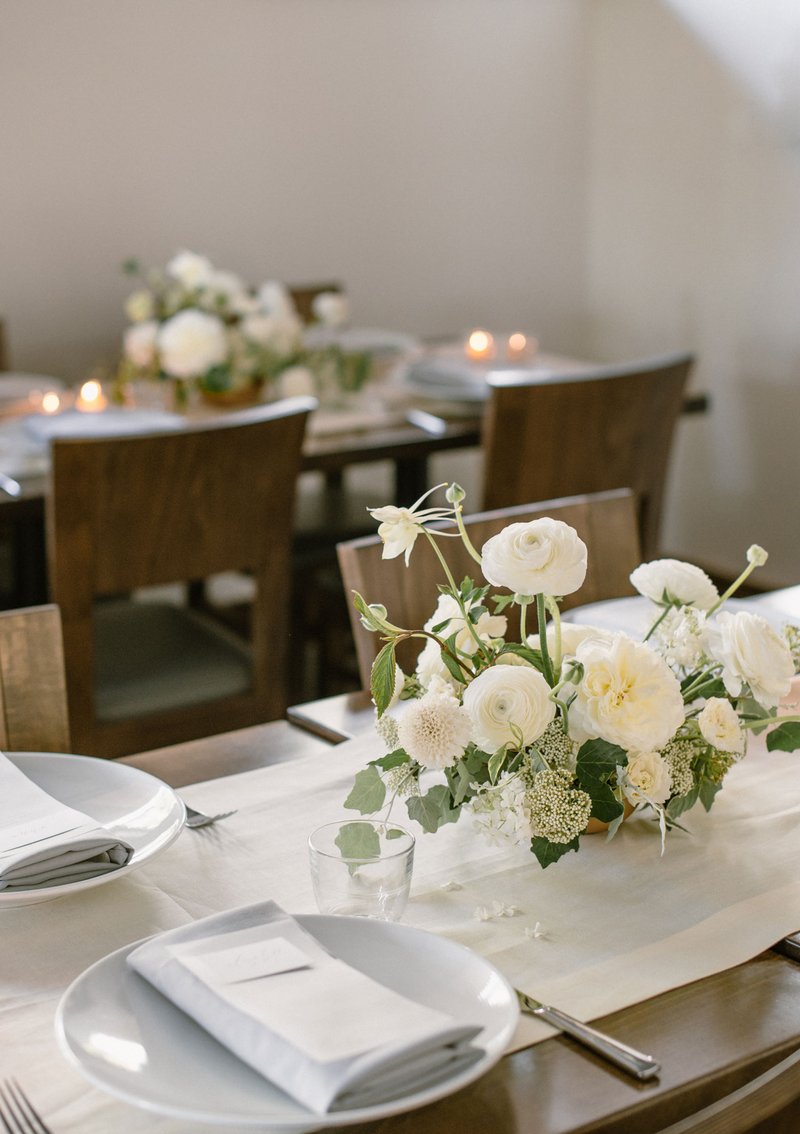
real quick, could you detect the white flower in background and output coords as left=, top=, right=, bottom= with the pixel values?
left=240, top=312, right=302, bottom=355
left=124, top=289, right=154, bottom=323
left=258, top=280, right=297, bottom=320
left=571, top=634, right=685, bottom=751
left=123, top=320, right=159, bottom=368
left=651, top=606, right=708, bottom=670
left=157, top=309, right=227, bottom=378
left=469, top=773, right=533, bottom=846
left=312, top=290, right=350, bottom=327
left=277, top=366, right=316, bottom=399
left=423, top=593, right=506, bottom=656
left=463, top=665, right=555, bottom=752
left=704, top=610, right=794, bottom=708
left=229, top=291, right=263, bottom=318
left=619, top=750, right=672, bottom=806
left=369, top=487, right=454, bottom=566
left=481, top=518, right=587, bottom=597
left=630, top=558, right=719, bottom=610
left=527, top=622, right=615, bottom=658
left=416, top=638, right=460, bottom=692
left=697, top=697, right=745, bottom=755
left=166, top=250, right=215, bottom=290
left=396, top=692, right=472, bottom=770
left=205, top=269, right=245, bottom=303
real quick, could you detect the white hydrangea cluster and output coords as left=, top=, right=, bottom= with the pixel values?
left=528, top=768, right=592, bottom=844
left=469, top=773, right=533, bottom=847
left=651, top=606, right=709, bottom=671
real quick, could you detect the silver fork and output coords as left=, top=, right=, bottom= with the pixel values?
left=183, top=804, right=237, bottom=829
left=0, top=1080, right=52, bottom=1134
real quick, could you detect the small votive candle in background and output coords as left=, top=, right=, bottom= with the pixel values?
left=41, top=391, right=62, bottom=414
left=506, top=333, right=539, bottom=363
left=75, top=379, right=108, bottom=412
left=465, top=329, right=495, bottom=362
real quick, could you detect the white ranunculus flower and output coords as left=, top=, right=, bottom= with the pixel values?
left=124, top=289, right=154, bottom=323
left=258, top=280, right=298, bottom=320
left=481, top=518, right=587, bottom=597
left=277, top=366, right=316, bottom=398
left=704, top=610, right=794, bottom=708
left=166, top=250, right=215, bottom=290
left=629, top=558, right=719, bottom=610
left=697, top=697, right=745, bottom=755
left=123, top=320, right=159, bottom=368
left=570, top=634, right=685, bottom=752
left=311, top=291, right=349, bottom=327
left=396, top=692, right=472, bottom=770
left=157, top=309, right=228, bottom=378
left=462, top=665, right=555, bottom=752
left=619, top=750, right=672, bottom=806
left=241, top=312, right=302, bottom=354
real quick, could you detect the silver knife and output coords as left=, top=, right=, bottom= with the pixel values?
left=775, top=932, right=800, bottom=962
left=515, top=989, right=661, bottom=1080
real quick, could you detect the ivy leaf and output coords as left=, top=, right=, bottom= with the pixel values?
left=530, top=835, right=580, bottom=868
left=370, top=642, right=397, bottom=716
left=406, top=785, right=460, bottom=833
left=576, top=738, right=628, bottom=784
left=344, top=766, right=386, bottom=814
left=766, top=721, right=800, bottom=752
left=334, top=821, right=380, bottom=861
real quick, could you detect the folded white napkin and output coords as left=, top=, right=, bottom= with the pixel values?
left=23, top=409, right=186, bottom=442
left=0, top=753, right=133, bottom=891
left=127, top=901, right=482, bottom=1115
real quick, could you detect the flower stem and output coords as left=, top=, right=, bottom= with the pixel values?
left=423, top=530, right=486, bottom=657
left=545, top=596, right=563, bottom=674
left=453, top=497, right=483, bottom=565
left=643, top=603, right=673, bottom=643
left=741, top=714, right=800, bottom=731
left=536, top=593, right=555, bottom=686
left=707, top=561, right=760, bottom=616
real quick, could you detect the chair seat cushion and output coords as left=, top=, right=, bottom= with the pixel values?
left=93, top=601, right=253, bottom=722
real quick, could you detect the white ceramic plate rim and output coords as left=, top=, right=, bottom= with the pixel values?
left=0, top=752, right=185, bottom=907
left=55, top=915, right=519, bottom=1130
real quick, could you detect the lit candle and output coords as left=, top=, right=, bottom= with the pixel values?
left=506, top=333, right=539, bottom=362
left=465, top=329, right=495, bottom=362
left=41, top=391, right=62, bottom=414
left=75, top=379, right=108, bottom=412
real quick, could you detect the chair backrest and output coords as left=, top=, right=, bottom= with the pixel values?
left=0, top=604, right=70, bottom=752
left=45, top=397, right=315, bottom=756
left=337, top=488, right=640, bottom=689
left=481, top=352, right=694, bottom=558
left=289, top=282, right=343, bottom=325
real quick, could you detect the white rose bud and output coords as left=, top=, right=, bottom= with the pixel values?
left=481, top=518, right=587, bottom=597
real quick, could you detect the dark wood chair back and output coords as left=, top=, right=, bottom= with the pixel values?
left=46, top=397, right=315, bottom=757
left=0, top=604, right=70, bottom=752
left=337, top=488, right=640, bottom=689
left=482, top=352, right=694, bottom=558
left=289, top=282, right=343, bottom=325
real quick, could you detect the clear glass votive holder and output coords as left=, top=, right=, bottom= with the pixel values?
left=308, top=819, right=415, bottom=921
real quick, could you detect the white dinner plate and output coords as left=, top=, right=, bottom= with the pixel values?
left=302, top=327, right=420, bottom=356
left=0, top=753, right=185, bottom=908
left=55, top=915, right=518, bottom=1131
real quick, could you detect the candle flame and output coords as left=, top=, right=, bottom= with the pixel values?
left=467, top=329, right=493, bottom=354
left=79, top=379, right=103, bottom=405
left=508, top=333, right=527, bottom=352
left=42, top=391, right=61, bottom=414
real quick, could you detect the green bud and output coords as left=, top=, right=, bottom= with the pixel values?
left=445, top=482, right=466, bottom=505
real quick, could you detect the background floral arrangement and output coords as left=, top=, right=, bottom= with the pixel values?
left=345, top=484, right=800, bottom=868
left=116, top=250, right=371, bottom=403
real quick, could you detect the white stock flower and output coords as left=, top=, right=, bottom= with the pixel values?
left=570, top=634, right=685, bottom=751
left=704, top=611, right=794, bottom=708
left=241, top=312, right=302, bottom=354
left=166, top=250, right=215, bottom=290
left=481, top=518, right=587, bottom=597
left=124, top=289, right=154, bottom=322
left=697, top=697, right=745, bottom=755
left=462, top=666, right=555, bottom=752
left=619, top=750, right=672, bottom=806
left=312, top=291, right=350, bottom=327
left=123, top=320, right=159, bottom=367
left=630, top=559, right=719, bottom=610
left=157, top=309, right=228, bottom=378
left=277, top=366, right=316, bottom=398
left=396, top=692, right=472, bottom=770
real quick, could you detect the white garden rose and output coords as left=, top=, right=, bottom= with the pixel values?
left=123, top=320, right=159, bottom=367
left=311, top=291, right=350, bottom=327
left=697, top=697, right=745, bottom=755
left=166, top=250, right=215, bottom=290
left=157, top=309, right=228, bottom=378
left=396, top=692, right=472, bottom=770
left=704, top=611, right=794, bottom=708
left=629, top=558, right=719, bottom=610
left=570, top=634, right=685, bottom=751
left=462, top=665, right=555, bottom=752
left=619, top=750, right=672, bottom=806
left=481, top=518, right=587, bottom=597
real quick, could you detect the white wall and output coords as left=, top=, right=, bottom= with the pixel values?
left=587, top=0, right=800, bottom=585
left=0, top=0, right=590, bottom=382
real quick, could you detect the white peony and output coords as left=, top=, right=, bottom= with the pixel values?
left=697, top=697, right=745, bottom=755
left=481, top=518, right=587, bottom=597
left=704, top=610, right=794, bottom=708
left=123, top=320, right=159, bottom=367
left=157, top=309, right=228, bottom=378
left=619, top=750, right=672, bottom=806
left=396, top=692, right=472, bottom=770
left=630, top=558, right=719, bottom=610
left=312, top=291, right=350, bottom=327
left=462, top=665, right=555, bottom=752
left=570, top=634, right=685, bottom=752
left=166, top=250, right=215, bottom=290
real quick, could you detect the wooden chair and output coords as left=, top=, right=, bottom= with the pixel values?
left=337, top=488, right=640, bottom=689
left=482, top=352, right=694, bottom=559
left=45, top=397, right=316, bottom=758
left=0, top=604, right=70, bottom=752
left=288, top=282, right=343, bottom=325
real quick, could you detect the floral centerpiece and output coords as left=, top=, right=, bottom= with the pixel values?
left=344, top=484, right=800, bottom=867
left=116, top=251, right=370, bottom=405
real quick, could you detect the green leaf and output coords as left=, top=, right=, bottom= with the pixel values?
left=666, top=784, right=699, bottom=820
left=371, top=642, right=397, bottom=715
left=368, top=749, right=409, bottom=770
left=334, top=821, right=380, bottom=860
left=766, top=721, right=800, bottom=752
left=439, top=641, right=466, bottom=683
left=698, top=778, right=722, bottom=812
left=468, top=605, right=487, bottom=623
left=406, top=784, right=460, bottom=833
left=344, top=766, right=386, bottom=814
left=487, top=746, right=508, bottom=784
left=530, top=835, right=580, bottom=868
left=576, top=738, right=628, bottom=784
left=492, top=593, right=518, bottom=613
left=385, top=827, right=405, bottom=840
left=586, top=784, right=624, bottom=824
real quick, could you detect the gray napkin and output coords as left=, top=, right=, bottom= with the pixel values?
left=0, top=753, right=133, bottom=891
left=127, top=900, right=482, bottom=1115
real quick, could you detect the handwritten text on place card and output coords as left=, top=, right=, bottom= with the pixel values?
left=173, top=936, right=313, bottom=986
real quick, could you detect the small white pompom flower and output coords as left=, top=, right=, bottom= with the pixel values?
left=396, top=692, right=472, bottom=770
